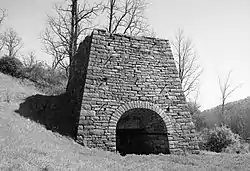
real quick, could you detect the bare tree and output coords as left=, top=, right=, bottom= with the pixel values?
left=2, top=28, right=23, bottom=58
left=41, top=0, right=100, bottom=74
left=219, top=71, right=241, bottom=124
left=171, top=29, right=202, bottom=98
left=22, top=51, right=38, bottom=71
left=187, top=90, right=200, bottom=115
left=185, top=90, right=208, bottom=131
left=0, top=34, right=5, bottom=53
left=235, top=114, right=246, bottom=138
left=0, top=9, right=6, bottom=26
left=103, top=0, right=153, bottom=36
left=0, top=9, right=7, bottom=53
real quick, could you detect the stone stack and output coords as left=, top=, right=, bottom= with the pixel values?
left=67, top=29, right=199, bottom=154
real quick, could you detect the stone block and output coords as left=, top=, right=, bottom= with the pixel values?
left=90, top=129, right=105, bottom=135
left=82, top=110, right=96, bottom=117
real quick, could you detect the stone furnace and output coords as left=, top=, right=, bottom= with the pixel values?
left=67, top=29, right=199, bottom=155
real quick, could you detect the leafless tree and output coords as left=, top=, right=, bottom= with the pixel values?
left=235, top=114, right=246, bottom=138
left=186, top=91, right=207, bottom=131
left=171, top=29, right=203, bottom=98
left=0, top=9, right=7, bottom=52
left=187, top=90, right=200, bottom=114
left=0, top=35, right=5, bottom=53
left=2, top=28, right=23, bottom=57
left=22, top=51, right=38, bottom=70
left=41, top=0, right=100, bottom=74
left=103, top=0, right=153, bottom=36
left=219, top=71, right=241, bottom=124
left=0, top=9, right=6, bottom=26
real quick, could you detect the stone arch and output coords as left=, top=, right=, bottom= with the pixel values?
left=109, top=101, right=173, bottom=131
left=107, top=101, right=173, bottom=152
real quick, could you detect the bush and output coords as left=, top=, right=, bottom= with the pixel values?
left=40, top=83, right=66, bottom=95
left=199, top=125, right=240, bottom=152
left=197, top=128, right=210, bottom=150
left=223, top=142, right=249, bottom=154
left=22, top=53, right=67, bottom=95
left=23, top=61, right=46, bottom=82
left=24, top=65, right=67, bottom=95
left=42, top=67, right=67, bottom=86
left=0, top=56, right=24, bottom=78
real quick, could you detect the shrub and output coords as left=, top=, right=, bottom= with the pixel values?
left=42, top=67, right=67, bottom=86
left=199, top=125, right=240, bottom=152
left=0, top=56, right=24, bottom=78
left=197, top=128, right=210, bottom=150
left=23, top=61, right=46, bottom=82
left=40, top=84, right=66, bottom=95
left=24, top=65, right=67, bottom=95
left=22, top=53, right=67, bottom=95
left=223, top=142, right=249, bottom=154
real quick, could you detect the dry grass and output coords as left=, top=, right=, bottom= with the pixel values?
left=0, top=72, right=250, bottom=171
left=0, top=73, right=41, bottom=104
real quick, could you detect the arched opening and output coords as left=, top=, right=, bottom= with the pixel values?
left=116, top=108, right=170, bottom=155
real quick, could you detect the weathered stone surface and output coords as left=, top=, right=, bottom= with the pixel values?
left=67, top=29, right=199, bottom=155
left=89, top=129, right=105, bottom=135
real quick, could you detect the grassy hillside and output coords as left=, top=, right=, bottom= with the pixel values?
left=1, top=72, right=250, bottom=170
left=0, top=73, right=40, bottom=103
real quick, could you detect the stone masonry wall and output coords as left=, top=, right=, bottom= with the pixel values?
left=68, top=29, right=199, bottom=154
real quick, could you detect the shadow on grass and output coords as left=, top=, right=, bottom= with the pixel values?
left=15, top=92, right=81, bottom=138
left=14, top=36, right=92, bottom=139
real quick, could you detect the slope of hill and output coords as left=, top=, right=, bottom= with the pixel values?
left=1, top=72, right=250, bottom=170
left=0, top=73, right=41, bottom=103
left=202, top=96, right=250, bottom=115
left=201, top=97, right=250, bottom=138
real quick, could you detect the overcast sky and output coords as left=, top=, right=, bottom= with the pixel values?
left=0, top=0, right=249, bottom=111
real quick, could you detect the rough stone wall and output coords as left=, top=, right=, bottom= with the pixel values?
left=68, top=29, right=199, bottom=154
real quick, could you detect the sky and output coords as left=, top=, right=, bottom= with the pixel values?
left=0, top=0, right=249, bottom=111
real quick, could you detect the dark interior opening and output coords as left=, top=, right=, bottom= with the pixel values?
left=116, top=108, right=170, bottom=156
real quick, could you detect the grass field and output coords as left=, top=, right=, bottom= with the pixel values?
left=0, top=72, right=250, bottom=171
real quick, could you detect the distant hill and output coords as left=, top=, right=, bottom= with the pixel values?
left=200, top=96, right=250, bottom=138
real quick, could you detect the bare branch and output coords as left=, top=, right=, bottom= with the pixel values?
left=218, top=70, right=241, bottom=124
left=171, top=29, right=203, bottom=98
left=0, top=9, right=6, bottom=26
left=2, top=28, right=23, bottom=57
left=0, top=34, right=5, bottom=52
left=41, top=0, right=100, bottom=75
left=22, top=51, right=38, bottom=71
left=103, top=0, right=152, bottom=36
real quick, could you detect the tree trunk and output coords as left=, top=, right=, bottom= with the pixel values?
left=108, top=0, right=114, bottom=33
left=67, top=0, right=78, bottom=90
left=69, top=0, right=77, bottom=65
left=221, top=100, right=225, bottom=125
